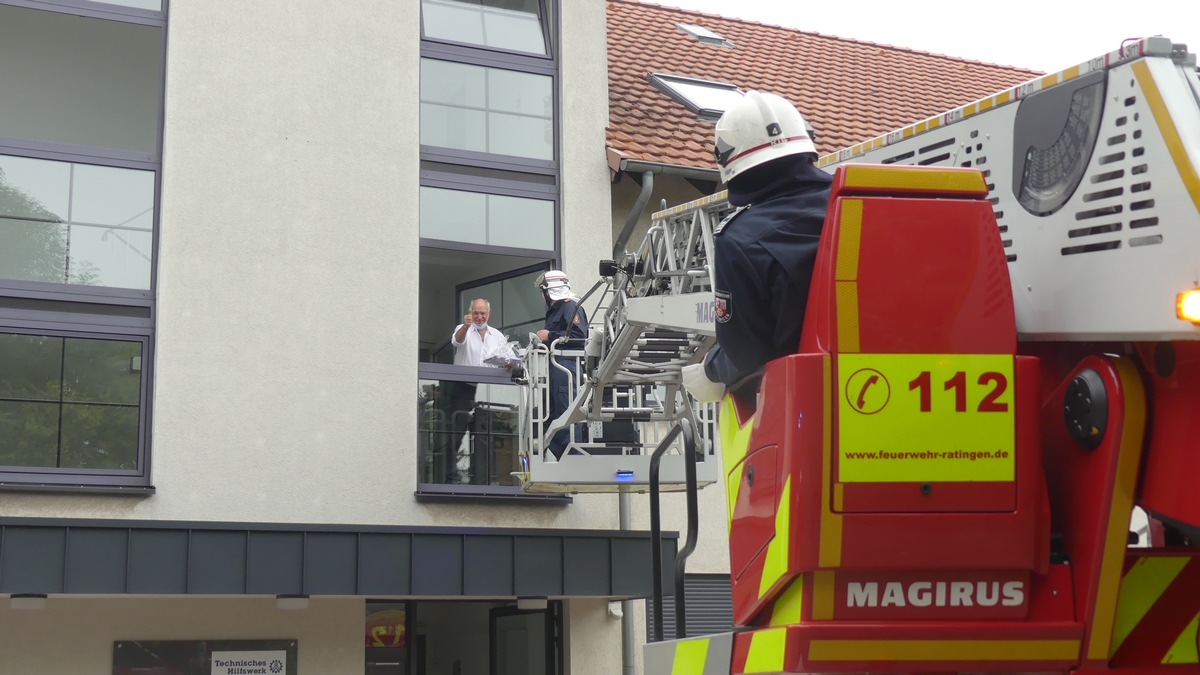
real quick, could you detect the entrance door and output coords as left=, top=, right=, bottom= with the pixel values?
left=489, top=606, right=556, bottom=675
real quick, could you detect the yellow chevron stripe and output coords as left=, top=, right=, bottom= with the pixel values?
left=834, top=202, right=862, bottom=354
left=811, top=570, right=836, bottom=620
left=719, top=395, right=755, bottom=533
left=840, top=165, right=986, bottom=193
left=1164, top=610, right=1200, bottom=664
left=672, top=637, right=710, bottom=675
left=835, top=201, right=863, bottom=280
left=818, top=356, right=843, bottom=567
left=1110, top=556, right=1189, bottom=655
left=769, top=577, right=805, bottom=626
left=835, top=281, right=860, bottom=354
left=758, top=477, right=793, bottom=599
left=809, top=639, right=1080, bottom=661
left=1087, top=357, right=1148, bottom=660
left=1133, top=60, right=1200, bottom=221
left=652, top=190, right=732, bottom=219
left=744, top=628, right=787, bottom=673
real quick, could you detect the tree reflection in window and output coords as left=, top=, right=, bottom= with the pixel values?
left=0, top=332, right=141, bottom=470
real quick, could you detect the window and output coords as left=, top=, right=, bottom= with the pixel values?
left=421, top=186, right=555, bottom=250
left=676, top=23, right=734, bottom=48
left=0, top=332, right=145, bottom=471
left=0, top=4, right=162, bottom=153
left=457, top=265, right=548, bottom=345
left=647, top=73, right=744, bottom=122
left=421, top=0, right=548, bottom=56
left=377, top=601, right=562, bottom=675
left=0, top=155, right=155, bottom=289
left=418, top=0, right=558, bottom=495
left=0, top=0, right=164, bottom=490
left=102, top=0, right=161, bottom=9
left=421, top=59, right=554, bottom=161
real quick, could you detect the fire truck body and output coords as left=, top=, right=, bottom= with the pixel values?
left=644, top=37, right=1200, bottom=675
left=820, top=37, right=1200, bottom=344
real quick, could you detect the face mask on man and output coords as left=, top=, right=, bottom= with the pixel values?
left=474, top=320, right=489, bottom=331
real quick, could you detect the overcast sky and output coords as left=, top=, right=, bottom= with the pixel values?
left=645, top=0, right=1200, bottom=73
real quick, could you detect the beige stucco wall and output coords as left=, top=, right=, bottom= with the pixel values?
left=560, top=0, right=614, bottom=297
left=0, top=597, right=363, bottom=675
left=0, top=0, right=624, bottom=531
left=567, top=599, right=625, bottom=675
left=0, top=597, right=621, bottom=675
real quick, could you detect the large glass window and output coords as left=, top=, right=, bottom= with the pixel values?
left=421, top=0, right=548, bottom=56
left=0, top=332, right=144, bottom=471
left=421, top=59, right=554, bottom=161
left=420, top=186, right=554, bottom=250
left=0, top=4, right=163, bottom=154
left=377, top=601, right=561, bottom=675
left=420, top=249, right=551, bottom=362
left=98, top=0, right=162, bottom=10
left=0, top=0, right=164, bottom=490
left=418, top=379, right=521, bottom=486
left=0, top=155, right=155, bottom=289
left=417, top=0, right=557, bottom=495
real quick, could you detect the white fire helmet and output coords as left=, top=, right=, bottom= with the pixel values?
left=713, top=91, right=817, bottom=184
left=536, top=269, right=573, bottom=302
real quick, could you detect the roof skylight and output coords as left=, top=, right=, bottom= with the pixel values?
left=647, top=73, right=744, bottom=122
left=676, top=23, right=734, bottom=48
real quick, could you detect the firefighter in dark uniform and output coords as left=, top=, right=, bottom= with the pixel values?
left=535, top=270, right=589, bottom=458
left=682, top=91, right=833, bottom=402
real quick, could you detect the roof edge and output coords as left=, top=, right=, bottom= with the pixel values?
left=614, top=155, right=721, bottom=183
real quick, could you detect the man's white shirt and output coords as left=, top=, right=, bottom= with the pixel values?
left=451, top=324, right=509, bottom=367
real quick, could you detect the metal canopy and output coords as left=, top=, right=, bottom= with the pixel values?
left=0, top=517, right=677, bottom=599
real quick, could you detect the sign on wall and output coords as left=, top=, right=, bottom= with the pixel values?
left=210, top=650, right=287, bottom=675
left=112, top=639, right=297, bottom=675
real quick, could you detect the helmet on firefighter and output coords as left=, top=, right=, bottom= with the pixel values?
left=536, top=269, right=573, bottom=302
left=713, top=91, right=817, bottom=184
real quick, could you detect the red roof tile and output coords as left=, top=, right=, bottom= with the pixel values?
left=607, top=0, right=1042, bottom=171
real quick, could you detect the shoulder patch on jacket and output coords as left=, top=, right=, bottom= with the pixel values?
left=714, top=205, right=750, bottom=236
left=715, top=289, right=732, bottom=323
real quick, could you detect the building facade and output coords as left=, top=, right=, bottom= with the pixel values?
left=0, top=1, right=663, bottom=673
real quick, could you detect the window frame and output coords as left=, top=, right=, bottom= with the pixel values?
left=414, top=260, right=556, bottom=498
left=416, top=1, right=562, bottom=500
left=418, top=49, right=560, bottom=174
left=419, top=176, right=559, bottom=255
left=1, top=0, right=164, bottom=24
left=676, top=23, right=735, bottom=48
left=0, top=145, right=161, bottom=299
left=419, top=0, right=555, bottom=62
left=647, top=72, right=744, bottom=122
left=0, top=0, right=166, bottom=492
left=0, top=325, right=154, bottom=490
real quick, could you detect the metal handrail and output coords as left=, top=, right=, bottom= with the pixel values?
left=648, top=416, right=699, bottom=642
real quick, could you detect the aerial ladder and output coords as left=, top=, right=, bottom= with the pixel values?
left=637, top=36, right=1200, bottom=675
left=514, top=190, right=735, bottom=494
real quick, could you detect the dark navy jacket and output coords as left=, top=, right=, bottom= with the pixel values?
left=545, top=299, right=588, bottom=347
left=703, top=161, right=833, bottom=387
